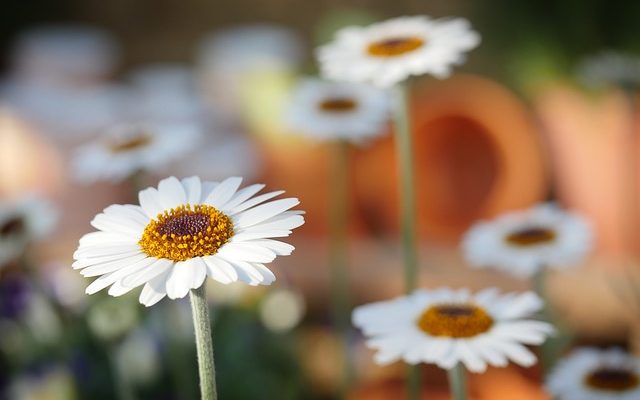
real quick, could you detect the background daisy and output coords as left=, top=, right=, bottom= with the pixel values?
left=71, top=122, right=201, bottom=184
left=316, top=15, right=480, bottom=88
left=353, top=287, right=554, bottom=373
left=0, top=196, right=57, bottom=267
left=546, top=347, right=640, bottom=400
left=73, top=176, right=304, bottom=306
left=462, top=203, right=593, bottom=278
left=285, top=77, right=390, bottom=143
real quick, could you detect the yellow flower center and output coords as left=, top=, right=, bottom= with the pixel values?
left=108, top=133, right=153, bottom=153
left=138, top=204, right=234, bottom=261
left=417, top=303, right=493, bottom=338
left=318, top=97, right=358, bottom=112
left=367, top=37, right=425, bottom=57
left=0, top=216, right=25, bottom=237
left=585, top=368, right=639, bottom=392
left=505, top=226, right=557, bottom=247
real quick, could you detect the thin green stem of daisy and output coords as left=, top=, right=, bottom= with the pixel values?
left=189, top=284, right=217, bottom=400
left=392, top=83, right=421, bottom=400
left=329, top=140, right=355, bottom=392
left=447, top=364, right=467, bottom=400
left=392, top=82, right=419, bottom=293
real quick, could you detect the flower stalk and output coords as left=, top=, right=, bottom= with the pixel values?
left=391, top=82, right=421, bottom=400
left=329, top=140, right=355, bottom=392
left=189, top=284, right=217, bottom=400
left=447, top=363, right=467, bottom=400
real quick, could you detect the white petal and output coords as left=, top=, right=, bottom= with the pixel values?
left=90, top=214, right=142, bottom=237
left=139, top=268, right=171, bottom=307
left=74, top=244, right=141, bottom=259
left=203, top=256, right=238, bottom=284
left=166, top=259, right=207, bottom=299
left=157, top=176, right=187, bottom=209
left=108, top=279, right=136, bottom=296
left=80, top=253, right=147, bottom=276
left=78, top=231, right=135, bottom=246
left=222, top=184, right=265, bottom=211
left=205, top=177, right=242, bottom=208
left=121, top=258, right=174, bottom=288
left=139, top=187, right=165, bottom=218
left=216, top=242, right=276, bottom=263
left=85, top=257, right=156, bottom=294
left=181, top=176, right=202, bottom=204
left=228, top=190, right=285, bottom=214
left=234, top=198, right=300, bottom=228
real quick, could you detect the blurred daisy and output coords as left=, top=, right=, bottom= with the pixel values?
left=72, top=122, right=200, bottom=184
left=316, top=16, right=480, bottom=88
left=0, top=196, right=56, bottom=267
left=578, top=51, right=640, bottom=89
left=286, top=78, right=390, bottom=143
left=462, top=203, right=593, bottom=279
left=546, top=347, right=640, bottom=400
left=73, top=176, right=304, bottom=306
left=353, top=287, right=554, bottom=373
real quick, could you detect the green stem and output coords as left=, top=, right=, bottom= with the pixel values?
left=447, top=364, right=467, bottom=400
left=392, top=83, right=419, bottom=293
left=392, top=83, right=420, bottom=400
left=329, top=140, right=354, bottom=394
left=189, top=285, right=217, bottom=400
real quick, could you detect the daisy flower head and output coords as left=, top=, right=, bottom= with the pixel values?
left=72, top=122, right=201, bottom=184
left=546, top=348, right=640, bottom=400
left=286, top=78, right=390, bottom=144
left=316, top=15, right=480, bottom=88
left=73, top=176, right=304, bottom=307
left=353, top=287, right=554, bottom=373
left=578, top=51, right=640, bottom=90
left=462, top=203, right=593, bottom=279
left=0, top=196, right=57, bottom=267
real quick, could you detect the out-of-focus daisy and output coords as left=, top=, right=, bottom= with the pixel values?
left=578, top=51, right=640, bottom=89
left=462, top=203, right=593, bottom=279
left=0, top=196, right=57, bottom=267
left=546, top=347, right=640, bottom=400
left=286, top=78, right=390, bottom=143
left=73, top=176, right=304, bottom=306
left=316, top=16, right=480, bottom=88
left=72, top=122, right=200, bottom=184
left=10, top=25, right=119, bottom=86
left=353, top=287, right=554, bottom=373
left=126, top=64, right=207, bottom=124
left=260, top=288, right=306, bottom=332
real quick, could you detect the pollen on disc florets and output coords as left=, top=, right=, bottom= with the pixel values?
left=417, top=303, right=494, bottom=338
left=585, top=368, right=640, bottom=392
left=367, top=37, right=425, bottom=57
left=139, top=204, right=234, bottom=261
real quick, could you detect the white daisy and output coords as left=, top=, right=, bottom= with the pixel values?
left=286, top=78, right=390, bottom=143
left=73, top=176, right=304, bottom=307
left=546, top=347, right=640, bottom=400
left=461, top=203, right=593, bottom=279
left=353, top=287, right=554, bottom=373
left=72, top=122, right=200, bottom=184
left=316, top=15, right=480, bottom=88
left=578, top=51, right=640, bottom=89
left=0, top=196, right=57, bottom=267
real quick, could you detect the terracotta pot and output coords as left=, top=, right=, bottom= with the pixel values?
left=353, top=74, right=548, bottom=242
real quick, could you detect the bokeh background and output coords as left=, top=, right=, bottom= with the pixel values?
left=1, top=0, right=640, bottom=399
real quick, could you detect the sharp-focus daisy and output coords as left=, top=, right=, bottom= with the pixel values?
left=546, top=348, right=640, bottom=400
left=578, top=51, right=640, bottom=89
left=72, top=122, right=200, bottom=184
left=286, top=78, right=390, bottom=143
left=352, top=287, right=554, bottom=373
left=73, top=176, right=304, bottom=307
left=461, top=203, right=593, bottom=279
left=0, top=197, right=57, bottom=267
left=316, top=16, right=480, bottom=88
